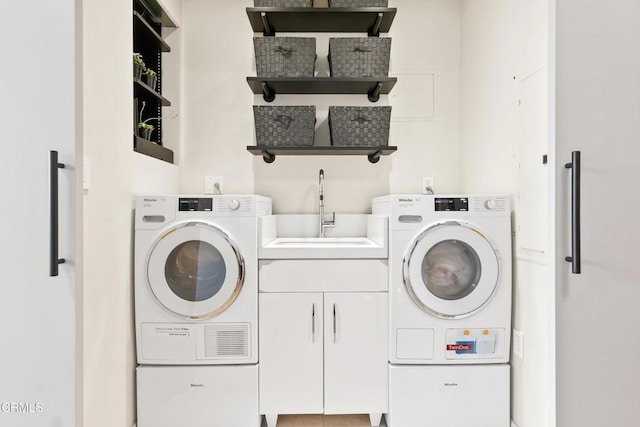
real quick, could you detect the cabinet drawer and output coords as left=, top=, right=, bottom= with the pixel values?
left=259, top=259, right=388, bottom=292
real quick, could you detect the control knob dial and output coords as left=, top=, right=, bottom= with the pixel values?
left=484, top=199, right=497, bottom=210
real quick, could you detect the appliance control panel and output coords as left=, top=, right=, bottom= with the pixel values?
left=179, top=197, right=213, bottom=212
left=434, top=197, right=469, bottom=212
left=435, top=196, right=509, bottom=213
left=176, top=196, right=262, bottom=215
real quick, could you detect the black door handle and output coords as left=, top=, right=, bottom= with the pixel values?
left=50, top=150, right=66, bottom=277
left=564, top=151, right=581, bottom=274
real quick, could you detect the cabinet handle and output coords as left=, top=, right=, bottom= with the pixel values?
left=332, top=303, right=337, bottom=343
left=50, top=150, right=66, bottom=277
left=311, top=303, right=315, bottom=343
left=564, top=151, right=581, bottom=274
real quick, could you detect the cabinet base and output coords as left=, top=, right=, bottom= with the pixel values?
left=262, top=413, right=384, bottom=427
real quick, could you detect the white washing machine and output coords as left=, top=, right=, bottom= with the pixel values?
left=372, top=194, right=512, bottom=364
left=135, top=195, right=272, bottom=365
left=372, top=195, right=512, bottom=427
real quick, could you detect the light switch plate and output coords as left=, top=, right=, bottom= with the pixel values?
left=513, top=329, right=524, bottom=359
left=83, top=157, right=90, bottom=191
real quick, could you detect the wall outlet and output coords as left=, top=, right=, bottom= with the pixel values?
left=422, top=176, right=435, bottom=194
left=205, top=176, right=223, bottom=194
left=513, top=329, right=524, bottom=359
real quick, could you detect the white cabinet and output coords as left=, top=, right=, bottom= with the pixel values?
left=259, top=292, right=388, bottom=427
left=323, top=292, right=388, bottom=416
left=259, top=292, right=324, bottom=415
left=1, top=2, right=78, bottom=425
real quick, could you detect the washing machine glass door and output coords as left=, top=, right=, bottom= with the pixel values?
left=403, top=221, right=500, bottom=318
left=146, top=221, right=244, bottom=319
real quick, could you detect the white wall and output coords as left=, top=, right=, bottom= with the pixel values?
left=181, top=0, right=463, bottom=213
left=459, top=1, right=550, bottom=426
left=80, top=1, right=550, bottom=425
left=82, top=1, right=180, bottom=427
left=459, top=0, right=518, bottom=194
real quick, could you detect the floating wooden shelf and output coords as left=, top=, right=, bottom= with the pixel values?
left=247, top=145, right=397, bottom=164
left=246, top=7, right=397, bottom=36
left=247, top=77, right=397, bottom=102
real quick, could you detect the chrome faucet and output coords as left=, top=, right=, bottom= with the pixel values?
left=318, top=169, right=335, bottom=237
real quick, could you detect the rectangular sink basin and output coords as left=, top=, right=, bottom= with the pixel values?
left=259, top=214, right=388, bottom=259
left=268, top=237, right=375, bottom=247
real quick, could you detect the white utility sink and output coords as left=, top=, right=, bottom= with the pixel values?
left=259, top=214, right=388, bottom=259
left=267, top=237, right=374, bottom=246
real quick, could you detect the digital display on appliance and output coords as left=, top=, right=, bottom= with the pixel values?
left=434, top=198, right=468, bottom=211
left=178, top=198, right=213, bottom=212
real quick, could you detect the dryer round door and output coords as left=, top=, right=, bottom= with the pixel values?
left=403, top=220, right=501, bottom=318
left=146, top=221, right=245, bottom=319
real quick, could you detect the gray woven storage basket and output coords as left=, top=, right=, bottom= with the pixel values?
left=255, top=0, right=313, bottom=7
left=254, top=106, right=316, bottom=146
left=329, top=37, right=391, bottom=78
left=254, top=37, right=316, bottom=78
left=329, top=0, right=388, bottom=7
left=329, top=106, right=391, bottom=147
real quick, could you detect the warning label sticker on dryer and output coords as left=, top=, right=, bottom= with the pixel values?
left=447, top=341, right=476, bottom=354
left=446, top=343, right=474, bottom=352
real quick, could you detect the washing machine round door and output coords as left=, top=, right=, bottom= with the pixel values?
left=403, top=221, right=501, bottom=318
left=146, top=221, right=244, bottom=319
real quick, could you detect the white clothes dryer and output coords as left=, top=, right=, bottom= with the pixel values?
left=135, top=195, right=272, bottom=365
left=372, top=195, right=512, bottom=364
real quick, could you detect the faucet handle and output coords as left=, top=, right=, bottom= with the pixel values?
left=324, top=212, right=336, bottom=226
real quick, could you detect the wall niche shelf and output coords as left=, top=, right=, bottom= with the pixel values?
left=135, top=136, right=174, bottom=163
left=134, top=79, right=171, bottom=106
left=246, top=8, right=397, bottom=36
left=137, top=0, right=177, bottom=27
left=247, top=145, right=397, bottom=164
left=247, top=77, right=397, bottom=102
left=133, top=0, right=176, bottom=164
left=133, top=11, right=171, bottom=52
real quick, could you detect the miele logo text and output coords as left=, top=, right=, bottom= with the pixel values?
left=398, top=198, right=414, bottom=202
left=444, top=383, right=459, bottom=387
left=1, top=402, right=44, bottom=413
left=143, top=198, right=157, bottom=202
left=190, top=384, right=205, bottom=388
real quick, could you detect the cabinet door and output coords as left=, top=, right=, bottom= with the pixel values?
left=0, top=1, right=77, bottom=426
left=324, top=292, right=388, bottom=414
left=259, top=293, right=324, bottom=415
left=554, top=0, right=640, bottom=425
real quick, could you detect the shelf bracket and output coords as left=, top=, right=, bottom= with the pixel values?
left=368, top=82, right=384, bottom=102
left=368, top=13, right=384, bottom=37
left=261, top=12, right=274, bottom=36
left=368, top=150, right=382, bottom=164
left=261, top=81, right=276, bottom=102
left=262, top=150, right=276, bottom=163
